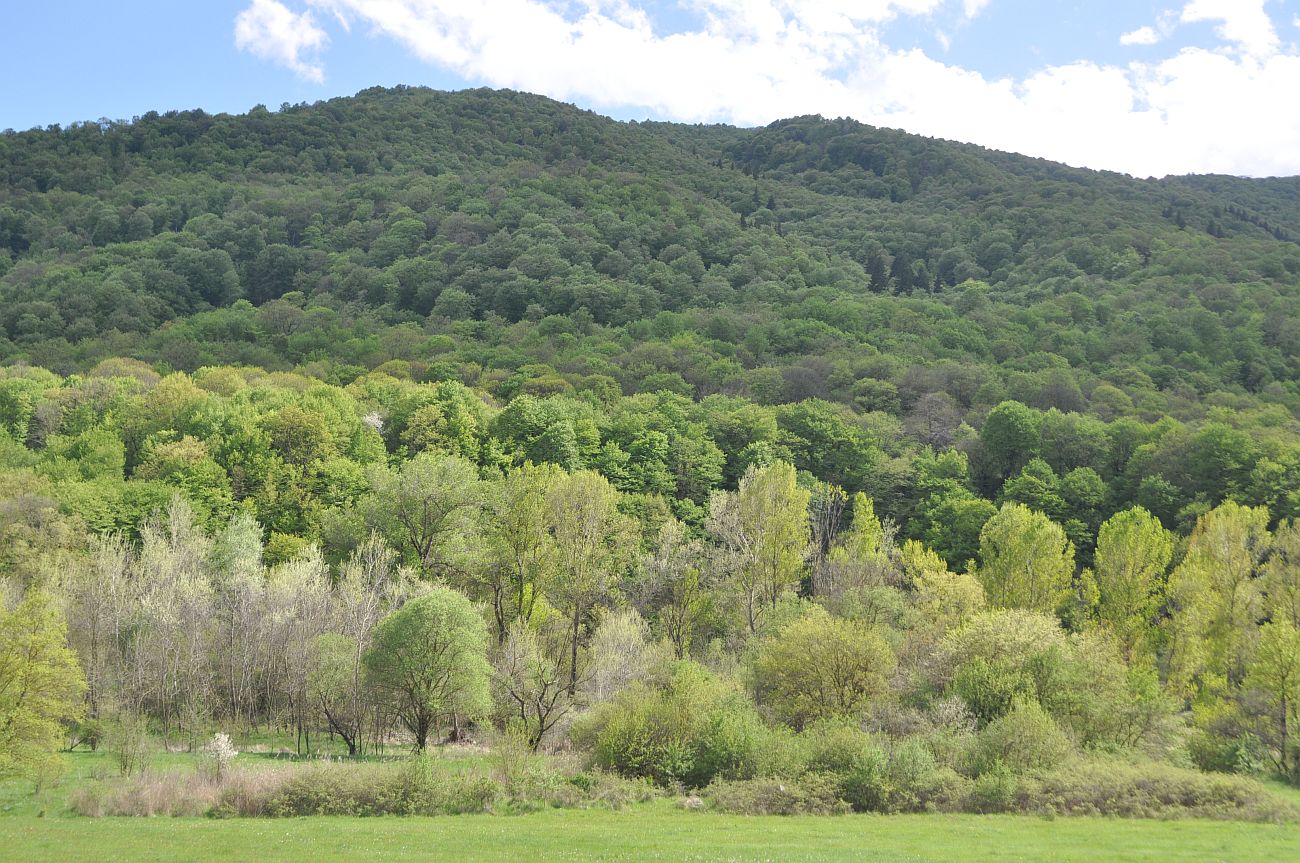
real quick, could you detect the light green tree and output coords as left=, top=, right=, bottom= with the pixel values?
left=1263, top=519, right=1300, bottom=628
left=478, top=463, right=560, bottom=644
left=708, top=461, right=810, bottom=633
left=0, top=590, right=87, bottom=779
left=363, top=452, right=482, bottom=580
left=751, top=604, right=894, bottom=729
left=1245, top=620, right=1300, bottom=777
left=974, top=503, right=1075, bottom=613
left=547, top=470, right=636, bottom=692
left=1093, top=506, right=1174, bottom=661
left=364, top=587, right=491, bottom=750
left=1166, top=501, right=1271, bottom=698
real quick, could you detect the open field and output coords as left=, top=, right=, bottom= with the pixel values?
left=4, top=754, right=1300, bottom=863
left=4, top=806, right=1300, bottom=863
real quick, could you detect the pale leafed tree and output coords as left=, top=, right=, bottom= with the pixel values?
left=63, top=533, right=134, bottom=719
left=322, top=533, right=416, bottom=755
left=208, top=512, right=264, bottom=732
left=816, top=494, right=902, bottom=612
left=1166, top=501, right=1271, bottom=698
left=584, top=608, right=659, bottom=705
left=493, top=619, right=577, bottom=750
left=547, top=470, right=636, bottom=693
left=642, top=518, right=709, bottom=659
left=906, top=391, right=963, bottom=449
left=261, top=547, right=333, bottom=753
left=1092, top=506, right=1174, bottom=662
left=477, top=463, right=560, bottom=643
left=130, top=499, right=215, bottom=742
left=707, top=461, right=810, bottom=634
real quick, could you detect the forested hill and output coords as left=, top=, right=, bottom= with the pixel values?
left=4, top=85, right=1300, bottom=557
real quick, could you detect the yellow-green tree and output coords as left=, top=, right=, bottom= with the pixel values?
left=974, top=503, right=1074, bottom=613
left=1166, top=501, right=1271, bottom=698
left=709, top=462, right=810, bottom=633
left=751, top=605, right=894, bottom=728
left=547, top=470, right=636, bottom=692
left=1093, top=506, right=1174, bottom=661
left=0, top=590, right=87, bottom=779
left=1246, top=620, right=1300, bottom=777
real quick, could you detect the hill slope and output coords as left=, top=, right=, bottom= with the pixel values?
left=3, top=85, right=1300, bottom=541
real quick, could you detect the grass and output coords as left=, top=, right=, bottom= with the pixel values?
left=3, top=805, right=1300, bottom=862
left=4, top=753, right=1300, bottom=861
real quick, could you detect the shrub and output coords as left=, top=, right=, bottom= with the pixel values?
left=968, top=762, right=1019, bottom=813
left=837, top=745, right=890, bottom=812
left=970, top=699, right=1072, bottom=775
left=583, top=661, right=767, bottom=788
left=884, top=739, right=941, bottom=812
left=1029, top=758, right=1300, bottom=822
left=200, top=732, right=238, bottom=780
left=103, top=713, right=153, bottom=778
left=686, top=701, right=769, bottom=787
left=704, top=775, right=850, bottom=815
left=951, top=658, right=1034, bottom=726
left=72, top=757, right=659, bottom=819
left=1187, top=729, right=1269, bottom=776
left=751, top=605, right=894, bottom=729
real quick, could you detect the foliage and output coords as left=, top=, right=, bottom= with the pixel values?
left=0, top=589, right=86, bottom=780
left=364, top=587, right=491, bottom=750
left=751, top=605, right=894, bottom=728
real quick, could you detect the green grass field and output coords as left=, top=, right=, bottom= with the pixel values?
left=4, top=806, right=1300, bottom=863
left=4, top=753, right=1300, bottom=862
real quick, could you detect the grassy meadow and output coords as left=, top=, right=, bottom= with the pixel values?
left=5, top=805, right=1300, bottom=863
left=3, top=751, right=1300, bottom=863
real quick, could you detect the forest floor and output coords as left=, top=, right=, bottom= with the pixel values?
left=3, top=752, right=1300, bottom=862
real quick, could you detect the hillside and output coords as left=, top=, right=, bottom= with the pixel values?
left=3, top=87, right=1300, bottom=538
left=6, top=85, right=1300, bottom=821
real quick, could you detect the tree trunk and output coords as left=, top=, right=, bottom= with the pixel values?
left=569, top=607, right=581, bottom=695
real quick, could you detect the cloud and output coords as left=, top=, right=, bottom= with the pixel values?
left=233, top=0, right=1300, bottom=176
left=1120, top=26, right=1160, bottom=46
left=235, top=0, right=329, bottom=82
left=1180, top=0, right=1278, bottom=59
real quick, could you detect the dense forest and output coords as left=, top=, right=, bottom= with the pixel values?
left=4, top=87, right=1300, bottom=816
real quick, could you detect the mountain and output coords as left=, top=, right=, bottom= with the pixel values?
left=3, top=85, right=1300, bottom=543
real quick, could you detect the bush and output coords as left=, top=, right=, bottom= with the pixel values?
left=1187, top=729, right=1268, bottom=776
left=794, top=720, right=951, bottom=813
left=1029, top=758, right=1300, bottom=822
left=686, top=702, right=769, bottom=788
left=837, top=745, right=890, bottom=812
left=951, top=658, right=1034, bottom=726
left=968, top=762, right=1019, bottom=813
left=970, top=699, right=1072, bottom=775
left=103, top=713, right=153, bottom=778
left=583, top=661, right=768, bottom=788
left=751, top=605, right=895, bottom=729
left=704, top=775, right=850, bottom=815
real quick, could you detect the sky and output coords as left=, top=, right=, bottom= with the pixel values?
left=3, top=1, right=1300, bottom=178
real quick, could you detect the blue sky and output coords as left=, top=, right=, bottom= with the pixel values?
left=3, top=1, right=1299, bottom=177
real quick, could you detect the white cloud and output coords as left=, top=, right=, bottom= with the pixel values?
left=233, top=0, right=1300, bottom=176
left=1180, top=0, right=1278, bottom=59
left=1120, top=26, right=1160, bottom=46
left=235, top=0, right=329, bottom=82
